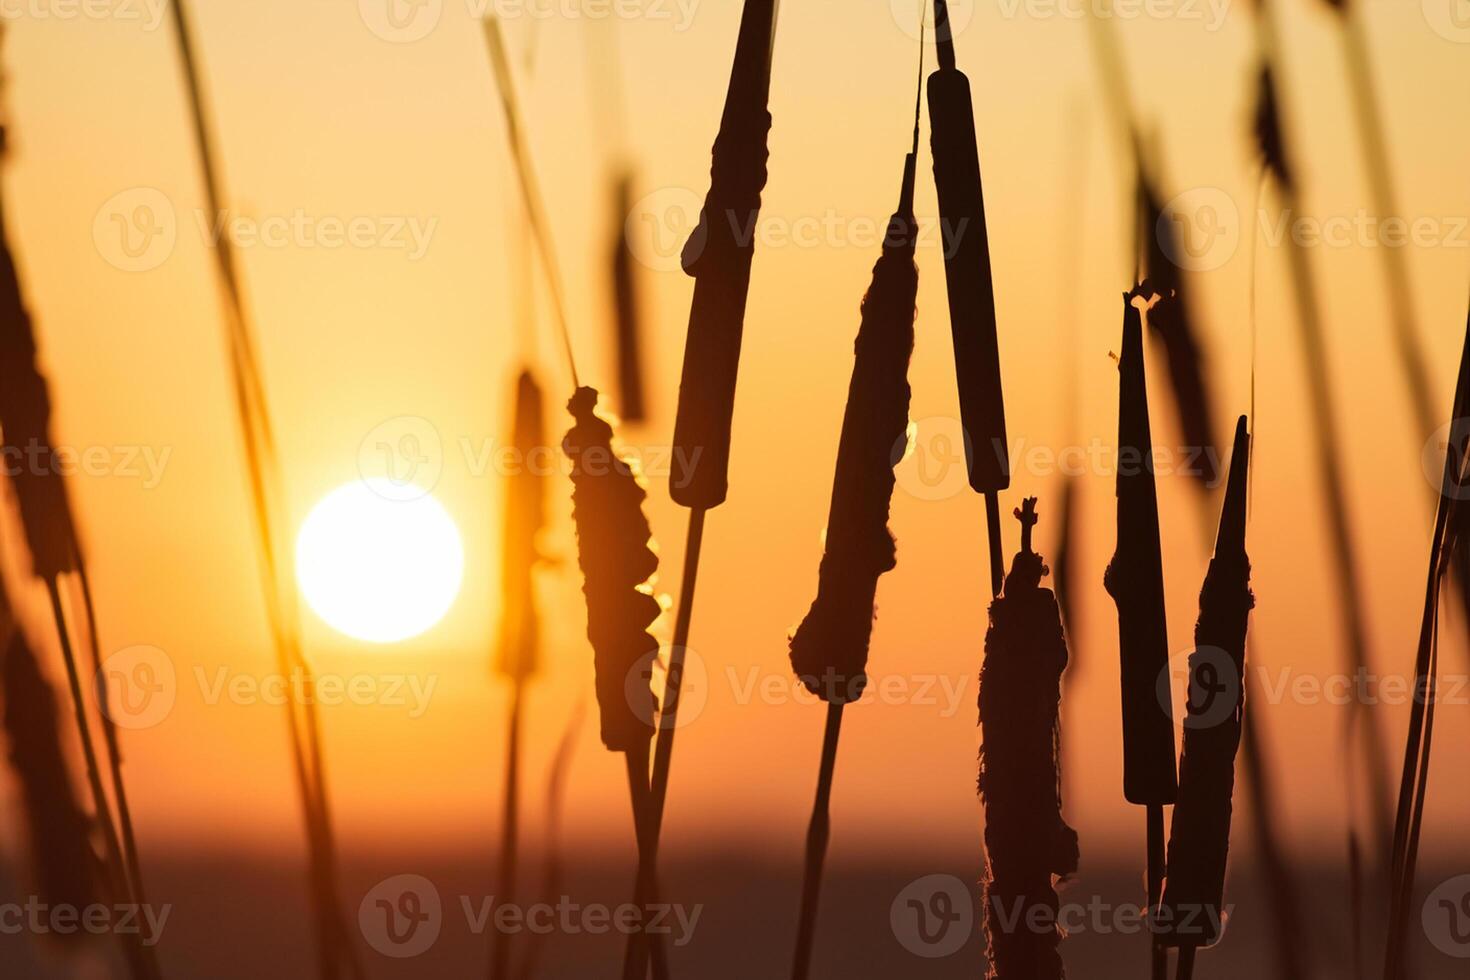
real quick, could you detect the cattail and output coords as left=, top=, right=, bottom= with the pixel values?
left=636, top=5, right=780, bottom=970
left=787, top=105, right=920, bottom=980
left=978, top=498, right=1078, bottom=980
left=669, top=0, right=777, bottom=512
left=563, top=386, right=659, bottom=753
left=2, top=623, right=101, bottom=921
left=1107, top=288, right=1177, bottom=808
left=788, top=166, right=918, bottom=704
left=609, top=172, right=647, bottom=425
left=1106, top=286, right=1176, bottom=980
left=927, top=0, right=1010, bottom=595
left=1156, top=416, right=1253, bottom=954
left=496, top=370, right=549, bottom=684
left=562, top=386, right=668, bottom=980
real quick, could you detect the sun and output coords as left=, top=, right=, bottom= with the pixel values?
left=295, top=479, right=465, bottom=643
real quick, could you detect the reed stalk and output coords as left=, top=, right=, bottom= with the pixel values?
left=786, top=75, right=920, bottom=976
left=166, top=5, right=357, bottom=976
left=1250, top=9, right=1395, bottom=882
left=1106, top=287, right=1177, bottom=980
left=1382, top=304, right=1470, bottom=980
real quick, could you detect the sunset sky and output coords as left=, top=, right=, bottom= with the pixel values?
left=2, top=0, right=1468, bottom=887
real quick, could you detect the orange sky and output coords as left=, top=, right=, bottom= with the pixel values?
left=1, top=0, right=1468, bottom=879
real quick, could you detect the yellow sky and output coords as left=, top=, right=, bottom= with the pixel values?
left=1, top=0, right=1468, bottom=876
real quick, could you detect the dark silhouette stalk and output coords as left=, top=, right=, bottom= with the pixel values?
left=561, top=387, right=667, bottom=980
left=1156, top=418, right=1253, bottom=966
left=1105, top=287, right=1177, bottom=980
left=978, top=499, right=1078, bottom=980
left=786, top=97, right=920, bottom=976
left=1382, top=305, right=1470, bottom=980
left=634, top=6, right=781, bottom=973
left=790, top=703, right=842, bottom=980
left=928, top=0, right=1010, bottom=598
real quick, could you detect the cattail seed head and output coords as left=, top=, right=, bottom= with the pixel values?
left=979, top=498, right=1078, bottom=980
left=1157, top=417, right=1254, bottom=949
left=1106, top=288, right=1178, bottom=807
left=563, top=387, right=659, bottom=752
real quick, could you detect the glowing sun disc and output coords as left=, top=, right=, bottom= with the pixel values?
left=295, top=480, right=464, bottom=643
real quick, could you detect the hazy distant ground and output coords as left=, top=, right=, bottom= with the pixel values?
left=3, top=850, right=1466, bottom=978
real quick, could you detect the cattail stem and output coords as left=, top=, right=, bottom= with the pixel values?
left=985, top=493, right=1005, bottom=598
left=1176, top=946, right=1197, bottom=980
left=648, top=507, right=707, bottom=832
left=72, top=561, right=153, bottom=934
left=624, top=508, right=706, bottom=979
left=1148, top=805, right=1166, bottom=980
left=490, top=684, right=525, bottom=980
left=47, top=578, right=158, bottom=980
left=621, top=742, right=669, bottom=980
left=790, top=702, right=843, bottom=980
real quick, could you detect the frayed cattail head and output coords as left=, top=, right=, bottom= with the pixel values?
left=978, top=497, right=1078, bottom=980
left=0, top=222, right=76, bottom=581
left=496, top=369, right=548, bottom=683
left=610, top=171, right=646, bottom=425
left=563, top=387, right=659, bottom=752
left=3, top=628, right=101, bottom=919
left=1157, top=416, right=1253, bottom=950
left=789, top=152, right=918, bottom=704
left=1105, top=288, right=1178, bottom=807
